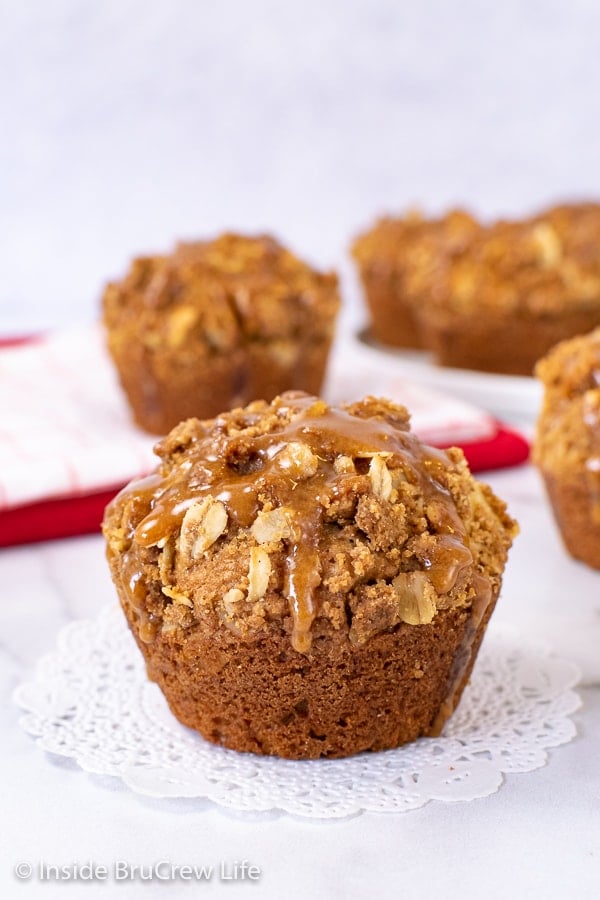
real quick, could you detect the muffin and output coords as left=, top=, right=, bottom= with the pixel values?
left=102, top=233, right=340, bottom=434
left=533, top=328, right=600, bottom=569
left=103, top=392, right=517, bottom=759
left=352, top=203, right=600, bottom=375
left=351, top=209, right=478, bottom=349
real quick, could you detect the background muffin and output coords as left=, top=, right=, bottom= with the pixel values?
left=353, top=203, right=600, bottom=375
left=103, top=392, right=517, bottom=759
left=352, top=209, right=478, bottom=349
left=533, top=327, right=600, bottom=569
left=103, top=233, right=340, bottom=434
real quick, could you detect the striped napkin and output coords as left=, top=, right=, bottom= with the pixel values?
left=0, top=325, right=529, bottom=546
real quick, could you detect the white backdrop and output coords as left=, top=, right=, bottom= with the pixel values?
left=2, top=0, right=599, bottom=332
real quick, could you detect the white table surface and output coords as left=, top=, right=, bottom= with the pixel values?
left=2, top=2, right=600, bottom=896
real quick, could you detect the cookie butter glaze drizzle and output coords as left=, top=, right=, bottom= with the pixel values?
left=113, top=392, right=490, bottom=654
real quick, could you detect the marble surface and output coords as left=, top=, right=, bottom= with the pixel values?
left=2, top=2, right=600, bottom=896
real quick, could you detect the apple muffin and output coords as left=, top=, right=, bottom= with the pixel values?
left=351, top=209, right=478, bottom=349
left=353, top=203, right=600, bottom=375
left=102, top=233, right=340, bottom=434
left=103, top=392, right=517, bottom=759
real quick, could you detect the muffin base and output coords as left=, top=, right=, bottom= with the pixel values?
left=359, top=269, right=422, bottom=349
left=111, top=336, right=333, bottom=435
left=542, top=471, right=600, bottom=570
left=124, top=592, right=497, bottom=760
left=246, top=336, right=333, bottom=420
left=113, top=346, right=250, bottom=435
left=418, top=308, right=600, bottom=376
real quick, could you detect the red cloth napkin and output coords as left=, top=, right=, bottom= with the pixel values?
left=0, top=327, right=529, bottom=547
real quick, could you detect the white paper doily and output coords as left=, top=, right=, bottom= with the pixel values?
left=14, top=605, right=581, bottom=819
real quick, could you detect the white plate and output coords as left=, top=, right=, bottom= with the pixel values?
left=351, top=330, right=542, bottom=427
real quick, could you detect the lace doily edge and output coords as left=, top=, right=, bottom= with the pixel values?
left=13, top=687, right=583, bottom=818
left=12, top=609, right=584, bottom=819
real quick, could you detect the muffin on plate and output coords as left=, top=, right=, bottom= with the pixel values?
left=533, top=327, right=600, bottom=569
left=103, top=392, right=517, bottom=759
left=351, top=209, right=478, bottom=349
left=352, top=203, right=600, bottom=375
left=102, top=233, right=340, bottom=434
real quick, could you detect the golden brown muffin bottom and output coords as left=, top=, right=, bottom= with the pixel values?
left=418, top=308, right=600, bottom=376
left=541, top=471, right=600, bottom=570
left=126, top=593, right=497, bottom=760
left=358, top=269, right=422, bottom=349
left=115, top=346, right=250, bottom=435
left=115, top=336, right=333, bottom=435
